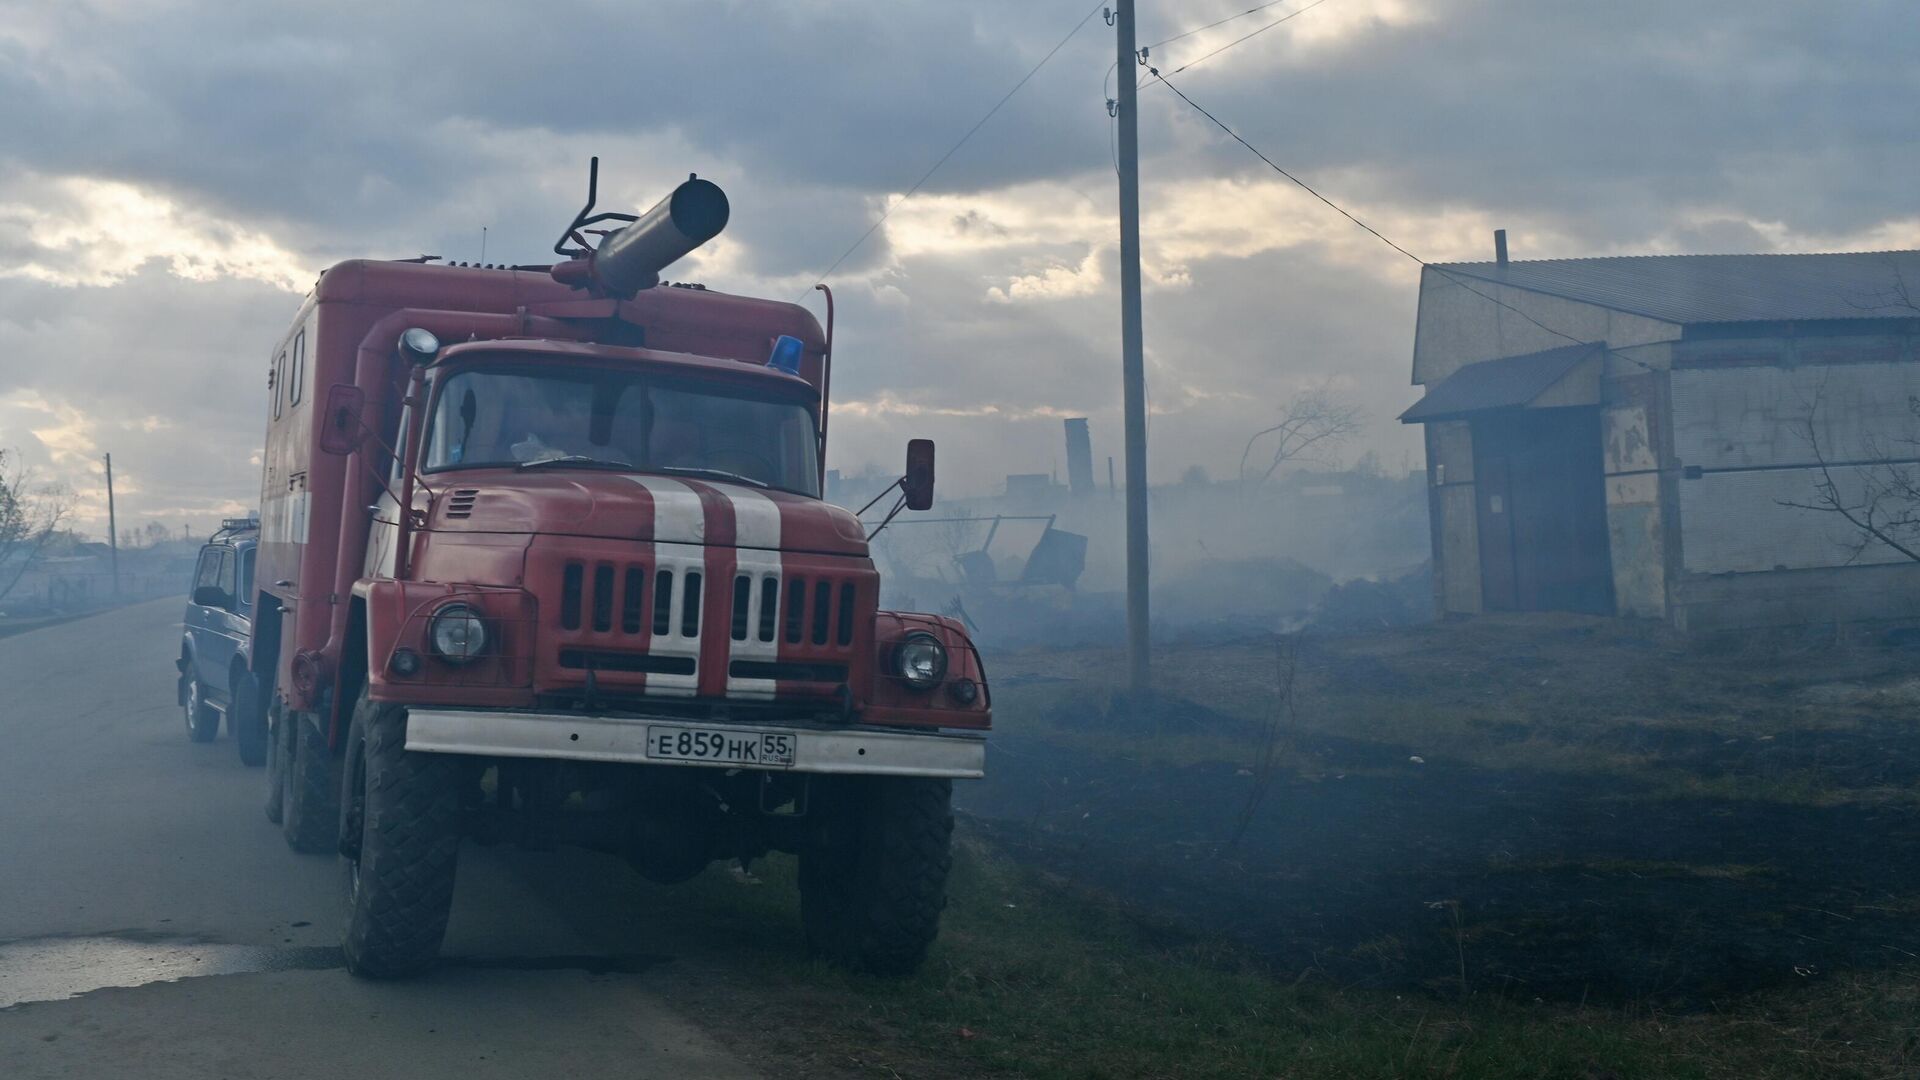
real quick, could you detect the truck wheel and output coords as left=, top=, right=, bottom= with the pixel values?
left=264, top=700, right=287, bottom=824
left=281, top=709, right=341, bottom=854
left=233, top=672, right=268, bottom=767
left=799, top=777, right=954, bottom=976
left=182, top=673, right=219, bottom=743
left=338, top=687, right=462, bottom=979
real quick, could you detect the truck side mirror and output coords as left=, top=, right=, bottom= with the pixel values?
left=193, top=584, right=230, bottom=609
left=319, top=384, right=366, bottom=455
left=903, top=439, right=935, bottom=511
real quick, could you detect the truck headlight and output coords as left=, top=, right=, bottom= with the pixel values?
left=429, top=603, right=488, bottom=663
left=893, top=632, right=947, bottom=690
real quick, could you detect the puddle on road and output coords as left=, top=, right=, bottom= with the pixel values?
left=0, top=935, right=671, bottom=1009
left=0, top=936, right=341, bottom=1009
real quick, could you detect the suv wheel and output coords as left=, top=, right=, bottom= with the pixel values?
left=799, top=777, right=954, bottom=976
left=182, top=673, right=219, bottom=743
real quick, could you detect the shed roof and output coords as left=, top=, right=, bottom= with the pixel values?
left=1428, top=250, right=1920, bottom=325
left=1399, top=342, right=1601, bottom=424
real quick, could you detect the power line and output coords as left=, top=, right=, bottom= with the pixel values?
left=801, top=0, right=1108, bottom=296
left=1105, top=0, right=1335, bottom=172
left=1148, top=68, right=1638, bottom=364
left=1141, top=0, right=1296, bottom=52
left=1146, top=0, right=1336, bottom=85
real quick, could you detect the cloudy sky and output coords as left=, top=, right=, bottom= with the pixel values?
left=2, top=0, right=1916, bottom=538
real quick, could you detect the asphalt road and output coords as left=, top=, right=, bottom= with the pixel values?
left=0, top=598, right=758, bottom=1079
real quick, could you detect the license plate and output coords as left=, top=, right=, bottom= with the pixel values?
left=645, top=726, right=796, bottom=768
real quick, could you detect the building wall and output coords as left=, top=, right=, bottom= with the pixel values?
left=1602, top=357, right=1670, bottom=617
left=1424, top=421, right=1481, bottom=613
left=1666, top=332, right=1920, bottom=631
left=1411, top=271, right=1679, bottom=385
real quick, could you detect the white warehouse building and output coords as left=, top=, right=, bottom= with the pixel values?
left=1401, top=248, right=1920, bottom=632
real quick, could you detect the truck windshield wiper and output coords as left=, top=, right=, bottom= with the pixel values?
left=516, top=455, right=634, bottom=471
left=650, top=465, right=770, bottom=489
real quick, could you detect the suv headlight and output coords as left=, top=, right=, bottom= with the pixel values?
left=429, top=603, right=488, bottom=663
left=893, top=631, right=948, bottom=690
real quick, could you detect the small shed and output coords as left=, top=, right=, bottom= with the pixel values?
left=1402, top=249, right=1920, bottom=632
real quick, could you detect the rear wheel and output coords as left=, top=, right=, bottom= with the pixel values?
left=281, top=708, right=341, bottom=854
left=799, top=777, right=954, bottom=975
left=339, top=687, right=463, bottom=979
left=182, top=672, right=219, bottom=743
left=233, top=672, right=268, bottom=767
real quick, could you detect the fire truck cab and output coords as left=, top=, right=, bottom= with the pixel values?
left=249, top=169, right=988, bottom=978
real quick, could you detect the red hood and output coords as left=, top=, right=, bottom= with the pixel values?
left=426, top=469, right=868, bottom=556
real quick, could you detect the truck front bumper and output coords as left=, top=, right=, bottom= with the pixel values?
left=403, top=708, right=987, bottom=779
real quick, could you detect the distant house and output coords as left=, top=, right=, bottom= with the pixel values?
left=1401, top=249, right=1920, bottom=632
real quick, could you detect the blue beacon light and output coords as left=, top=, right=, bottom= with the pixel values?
left=767, top=334, right=805, bottom=376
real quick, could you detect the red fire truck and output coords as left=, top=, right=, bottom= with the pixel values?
left=247, top=163, right=988, bottom=978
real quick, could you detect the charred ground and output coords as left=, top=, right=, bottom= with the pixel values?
left=963, top=615, right=1920, bottom=1008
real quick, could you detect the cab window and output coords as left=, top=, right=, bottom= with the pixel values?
left=193, top=548, right=222, bottom=596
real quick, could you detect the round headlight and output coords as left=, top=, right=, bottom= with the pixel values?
left=893, top=632, right=947, bottom=690
left=429, top=603, right=487, bottom=663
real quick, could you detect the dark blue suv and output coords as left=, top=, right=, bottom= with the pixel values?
left=177, top=518, right=268, bottom=764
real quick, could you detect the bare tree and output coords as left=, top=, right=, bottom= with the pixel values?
left=1237, top=385, right=1365, bottom=488
left=1778, top=395, right=1920, bottom=564
left=1777, top=272, right=1920, bottom=567
left=0, top=449, right=77, bottom=603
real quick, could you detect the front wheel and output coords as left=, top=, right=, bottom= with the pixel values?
left=339, top=688, right=463, bottom=979
left=799, top=777, right=954, bottom=976
left=182, top=672, right=219, bottom=743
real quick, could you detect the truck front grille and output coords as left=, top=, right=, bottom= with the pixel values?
left=543, top=549, right=870, bottom=700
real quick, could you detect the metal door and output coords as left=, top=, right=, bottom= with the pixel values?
left=1472, top=408, right=1615, bottom=614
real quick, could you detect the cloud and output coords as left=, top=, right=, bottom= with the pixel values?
left=0, top=0, right=1916, bottom=536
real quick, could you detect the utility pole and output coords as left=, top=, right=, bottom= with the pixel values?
left=103, top=452, right=120, bottom=598
left=1113, top=0, right=1151, bottom=693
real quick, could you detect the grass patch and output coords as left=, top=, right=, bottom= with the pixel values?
left=655, top=831, right=1920, bottom=1079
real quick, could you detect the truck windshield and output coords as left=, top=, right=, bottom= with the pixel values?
left=422, top=367, right=821, bottom=497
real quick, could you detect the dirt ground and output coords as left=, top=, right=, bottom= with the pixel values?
left=961, top=614, right=1920, bottom=1007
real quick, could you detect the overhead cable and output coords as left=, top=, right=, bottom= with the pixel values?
left=801, top=0, right=1109, bottom=296
left=1148, top=68, right=1645, bottom=365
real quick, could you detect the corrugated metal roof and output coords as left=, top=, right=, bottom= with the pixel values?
left=1400, top=342, right=1600, bottom=423
left=1429, top=250, right=1920, bottom=325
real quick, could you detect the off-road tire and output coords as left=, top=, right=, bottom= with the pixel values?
left=799, top=777, right=954, bottom=976
left=338, top=688, right=462, bottom=979
left=233, top=672, right=268, bottom=767
left=264, top=701, right=287, bottom=824
left=281, top=709, right=341, bottom=854
left=182, top=672, right=219, bottom=743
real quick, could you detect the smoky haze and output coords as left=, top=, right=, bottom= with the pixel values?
left=5, top=2, right=1920, bottom=1077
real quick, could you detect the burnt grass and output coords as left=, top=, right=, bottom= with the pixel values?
left=961, top=614, right=1920, bottom=1009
